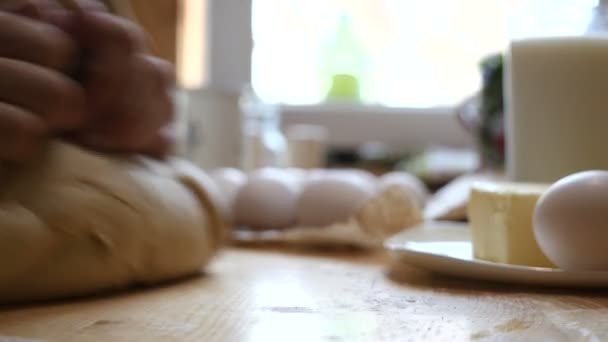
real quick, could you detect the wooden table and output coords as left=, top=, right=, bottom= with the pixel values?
left=0, top=247, right=607, bottom=341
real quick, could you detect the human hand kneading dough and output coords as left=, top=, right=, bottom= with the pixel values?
left=0, top=0, right=174, bottom=161
left=0, top=1, right=225, bottom=303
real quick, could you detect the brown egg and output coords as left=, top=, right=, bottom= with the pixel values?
left=233, top=168, right=301, bottom=230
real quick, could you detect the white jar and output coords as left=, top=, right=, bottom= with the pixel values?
left=505, top=1, right=608, bottom=182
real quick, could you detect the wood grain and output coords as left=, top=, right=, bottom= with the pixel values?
left=0, top=247, right=607, bottom=341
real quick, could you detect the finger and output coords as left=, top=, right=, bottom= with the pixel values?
left=114, top=55, right=175, bottom=148
left=0, top=11, right=77, bottom=71
left=119, top=55, right=175, bottom=122
left=44, top=0, right=108, bottom=31
left=149, top=55, right=175, bottom=87
left=0, top=102, right=48, bottom=162
left=1, top=1, right=76, bottom=30
left=13, top=0, right=107, bottom=13
left=71, top=0, right=107, bottom=11
left=0, top=58, right=86, bottom=130
left=78, top=88, right=173, bottom=152
left=69, top=11, right=146, bottom=111
left=0, top=0, right=46, bottom=19
left=108, top=55, right=175, bottom=118
left=70, top=10, right=145, bottom=53
left=142, top=126, right=176, bottom=158
left=79, top=53, right=173, bottom=147
left=0, top=0, right=62, bottom=14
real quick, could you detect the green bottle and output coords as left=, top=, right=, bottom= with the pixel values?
left=321, top=12, right=369, bottom=102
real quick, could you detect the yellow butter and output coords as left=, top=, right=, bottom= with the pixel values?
left=468, top=182, right=554, bottom=267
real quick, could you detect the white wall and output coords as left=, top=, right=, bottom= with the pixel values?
left=176, top=0, right=252, bottom=169
left=207, top=0, right=253, bottom=93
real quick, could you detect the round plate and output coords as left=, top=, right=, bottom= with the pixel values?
left=384, top=221, right=608, bottom=287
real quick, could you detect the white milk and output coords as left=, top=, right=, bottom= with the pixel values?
left=506, top=37, right=608, bottom=182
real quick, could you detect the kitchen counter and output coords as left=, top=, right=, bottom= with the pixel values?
left=0, top=247, right=607, bottom=341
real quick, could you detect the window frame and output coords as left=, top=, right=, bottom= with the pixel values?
left=196, top=0, right=474, bottom=151
left=280, top=104, right=472, bottom=151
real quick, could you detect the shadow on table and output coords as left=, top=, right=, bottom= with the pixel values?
left=0, top=272, right=209, bottom=312
left=386, top=259, right=608, bottom=299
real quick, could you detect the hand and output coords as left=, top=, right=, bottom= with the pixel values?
left=1, top=0, right=175, bottom=161
left=63, top=5, right=176, bottom=157
left=0, top=0, right=85, bottom=162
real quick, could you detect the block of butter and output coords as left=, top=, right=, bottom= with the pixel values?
left=468, top=182, right=554, bottom=267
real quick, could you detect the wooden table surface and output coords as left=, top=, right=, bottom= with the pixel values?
left=1, top=247, right=607, bottom=341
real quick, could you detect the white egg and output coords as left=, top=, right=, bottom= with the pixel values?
left=304, top=168, right=328, bottom=182
left=336, top=168, right=378, bottom=187
left=249, top=167, right=306, bottom=185
left=379, top=172, right=428, bottom=208
left=233, top=168, right=301, bottom=230
left=282, top=167, right=309, bottom=181
left=533, top=170, right=608, bottom=270
left=296, top=173, right=376, bottom=227
left=210, top=168, right=247, bottom=213
left=324, top=169, right=380, bottom=192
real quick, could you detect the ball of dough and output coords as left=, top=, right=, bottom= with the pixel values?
left=233, top=168, right=301, bottom=230
left=296, top=173, right=376, bottom=227
left=0, top=142, right=226, bottom=303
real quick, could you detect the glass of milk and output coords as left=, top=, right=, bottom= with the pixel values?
left=505, top=1, right=608, bottom=182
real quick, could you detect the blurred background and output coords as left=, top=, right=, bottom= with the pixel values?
left=127, top=0, right=599, bottom=189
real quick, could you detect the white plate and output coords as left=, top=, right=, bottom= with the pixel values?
left=384, top=221, right=608, bottom=287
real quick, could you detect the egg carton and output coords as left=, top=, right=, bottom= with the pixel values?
left=211, top=167, right=426, bottom=248
left=232, top=220, right=379, bottom=248
left=231, top=185, right=423, bottom=249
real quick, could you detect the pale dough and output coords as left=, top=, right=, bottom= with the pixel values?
left=0, top=141, right=226, bottom=303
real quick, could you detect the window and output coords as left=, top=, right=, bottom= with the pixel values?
left=176, top=0, right=599, bottom=159
left=252, top=0, right=597, bottom=107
